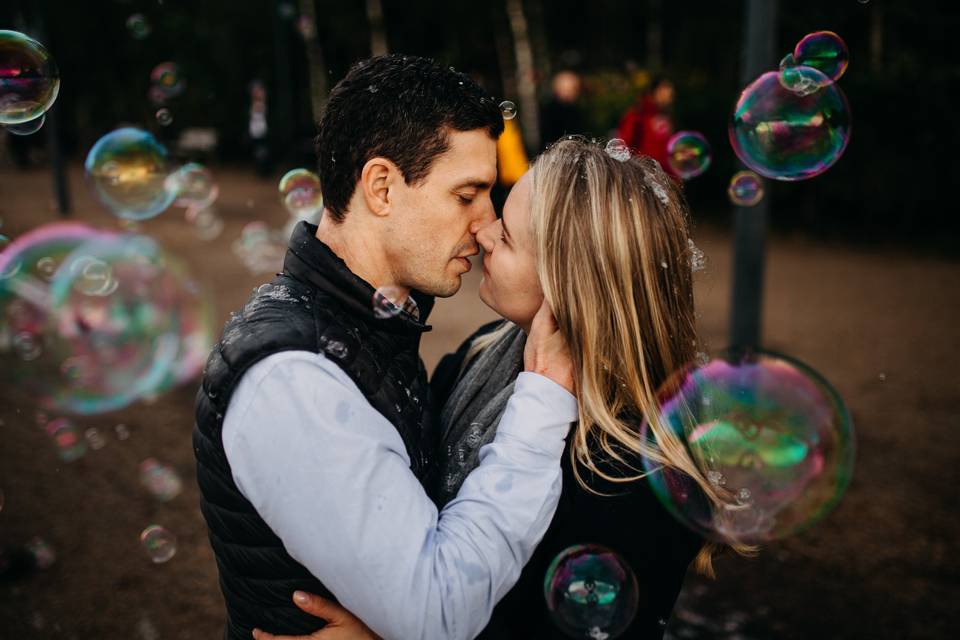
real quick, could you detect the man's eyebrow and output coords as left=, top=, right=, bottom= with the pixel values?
left=452, top=178, right=493, bottom=191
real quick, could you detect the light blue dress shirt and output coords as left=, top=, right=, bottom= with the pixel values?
left=222, top=350, right=578, bottom=640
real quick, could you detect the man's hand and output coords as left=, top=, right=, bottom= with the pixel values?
left=252, top=591, right=381, bottom=640
left=523, top=298, right=576, bottom=395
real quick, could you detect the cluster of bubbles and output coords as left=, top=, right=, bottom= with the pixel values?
left=604, top=138, right=631, bottom=163
left=639, top=348, right=855, bottom=544
left=730, top=31, right=851, bottom=182
left=148, top=62, right=184, bottom=122
left=544, top=544, right=639, bottom=639
left=667, top=131, right=712, bottom=180
left=0, top=30, right=61, bottom=137
left=727, top=171, right=764, bottom=207
left=0, top=222, right=214, bottom=414
left=140, top=525, right=177, bottom=563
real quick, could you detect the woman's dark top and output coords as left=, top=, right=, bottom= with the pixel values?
left=430, top=321, right=704, bottom=639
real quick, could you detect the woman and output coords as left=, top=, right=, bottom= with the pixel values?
left=257, top=138, right=747, bottom=640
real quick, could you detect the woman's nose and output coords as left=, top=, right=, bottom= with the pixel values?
left=476, top=219, right=496, bottom=252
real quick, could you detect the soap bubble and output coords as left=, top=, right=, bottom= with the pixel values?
left=233, top=222, right=286, bottom=274
left=46, top=417, right=87, bottom=462
left=26, top=536, right=56, bottom=569
left=167, top=163, right=218, bottom=210
left=499, top=100, right=517, bottom=120
left=544, top=544, right=639, bottom=639
left=666, top=131, right=711, bottom=180
left=604, top=138, right=631, bottom=162
left=0, top=30, right=60, bottom=125
left=126, top=14, right=151, bottom=40
left=140, top=525, right=177, bottom=563
left=639, top=348, right=855, bottom=543
left=4, top=112, right=45, bottom=136
left=778, top=54, right=828, bottom=97
left=155, top=108, right=173, bottom=126
left=140, top=458, right=183, bottom=502
left=0, top=223, right=213, bottom=414
left=729, top=69, right=851, bottom=181
left=794, top=31, right=849, bottom=82
left=149, top=62, right=184, bottom=99
left=84, top=427, right=106, bottom=450
left=189, top=207, right=225, bottom=241
left=278, top=168, right=323, bottom=218
left=727, top=171, right=764, bottom=207
left=85, top=128, right=176, bottom=220
left=372, top=286, right=408, bottom=319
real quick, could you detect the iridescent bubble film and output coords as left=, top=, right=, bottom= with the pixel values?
left=666, top=131, right=711, bottom=180
left=85, top=128, right=176, bottom=221
left=46, top=417, right=87, bottom=462
left=167, top=163, right=219, bottom=210
left=0, top=223, right=213, bottom=414
left=278, top=168, right=323, bottom=218
left=0, top=30, right=60, bottom=125
left=727, top=171, right=764, bottom=207
left=140, top=525, right=177, bottom=563
left=140, top=458, right=183, bottom=502
left=149, top=62, right=184, bottom=99
left=730, top=69, right=851, bottom=181
left=499, top=100, right=517, bottom=120
left=4, top=112, right=44, bottom=135
left=794, top=31, right=849, bottom=82
left=640, top=348, right=855, bottom=543
left=544, top=544, right=639, bottom=639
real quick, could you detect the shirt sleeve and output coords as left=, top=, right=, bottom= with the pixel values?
left=222, top=350, right=577, bottom=640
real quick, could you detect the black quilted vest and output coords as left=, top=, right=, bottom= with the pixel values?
left=193, top=222, right=436, bottom=639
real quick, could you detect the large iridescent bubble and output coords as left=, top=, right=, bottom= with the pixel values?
left=85, top=128, right=176, bottom=221
left=0, top=223, right=213, bottom=414
left=640, top=348, right=855, bottom=543
left=544, top=544, right=639, bottom=639
left=0, top=30, right=60, bottom=125
left=730, top=69, right=851, bottom=181
left=794, top=31, right=849, bottom=82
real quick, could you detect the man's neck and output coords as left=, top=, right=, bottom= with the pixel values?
left=315, top=211, right=410, bottom=299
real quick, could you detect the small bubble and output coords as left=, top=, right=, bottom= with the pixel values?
left=26, top=536, right=57, bottom=569
left=707, top=470, right=726, bottom=486
left=604, top=138, right=631, bottom=162
left=695, top=351, right=710, bottom=367
left=155, top=108, right=173, bottom=126
left=878, top=372, right=886, bottom=382
left=84, top=427, right=107, bottom=451
left=115, top=423, right=131, bottom=440
left=140, top=525, right=177, bottom=563
left=660, top=261, right=668, bottom=269
left=140, top=458, right=183, bottom=501
left=736, top=487, right=753, bottom=505
left=499, top=100, right=517, bottom=120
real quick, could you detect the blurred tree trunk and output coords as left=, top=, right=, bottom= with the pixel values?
left=646, top=0, right=663, bottom=71
left=298, top=0, right=329, bottom=124
left=494, top=25, right=518, bottom=102
left=366, top=0, right=388, bottom=57
left=526, top=0, right=551, bottom=91
left=869, top=4, right=883, bottom=75
left=506, top=0, right=540, bottom=153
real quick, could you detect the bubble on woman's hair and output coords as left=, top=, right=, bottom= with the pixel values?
left=544, top=544, right=639, bottom=639
left=372, top=285, right=408, bottom=319
left=604, top=138, right=630, bottom=162
left=640, top=348, right=855, bottom=544
left=645, top=177, right=670, bottom=206
left=688, top=239, right=706, bottom=273
left=499, top=101, right=517, bottom=120
left=140, top=525, right=177, bottom=563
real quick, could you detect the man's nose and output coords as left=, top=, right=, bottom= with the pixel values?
left=470, top=196, right=497, bottom=231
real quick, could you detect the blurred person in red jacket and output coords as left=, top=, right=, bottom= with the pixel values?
left=618, top=76, right=676, bottom=177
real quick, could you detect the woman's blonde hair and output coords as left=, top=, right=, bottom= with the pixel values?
left=466, top=137, right=756, bottom=576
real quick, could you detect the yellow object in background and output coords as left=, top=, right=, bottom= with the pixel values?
left=497, top=118, right=528, bottom=187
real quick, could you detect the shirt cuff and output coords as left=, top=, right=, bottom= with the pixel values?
left=495, top=371, right=578, bottom=458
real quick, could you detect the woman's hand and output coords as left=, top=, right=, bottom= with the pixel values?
left=523, top=298, right=575, bottom=395
left=252, top=591, right=381, bottom=640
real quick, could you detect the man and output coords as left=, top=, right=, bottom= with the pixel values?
left=193, top=55, right=577, bottom=640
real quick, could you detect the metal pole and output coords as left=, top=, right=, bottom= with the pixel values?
left=730, top=0, right=777, bottom=349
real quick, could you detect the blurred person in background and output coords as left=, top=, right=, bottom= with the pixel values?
left=618, top=75, right=676, bottom=177
left=539, top=70, right=587, bottom=149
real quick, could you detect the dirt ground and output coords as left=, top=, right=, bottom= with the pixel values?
left=0, top=165, right=957, bottom=639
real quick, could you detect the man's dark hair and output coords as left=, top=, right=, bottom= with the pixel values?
left=316, top=54, right=505, bottom=222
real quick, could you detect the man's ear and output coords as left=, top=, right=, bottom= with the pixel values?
left=360, top=157, right=397, bottom=217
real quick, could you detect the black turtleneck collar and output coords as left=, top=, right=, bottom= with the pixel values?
left=282, top=221, right=434, bottom=335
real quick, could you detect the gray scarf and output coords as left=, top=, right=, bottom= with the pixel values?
left=434, top=322, right=526, bottom=508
